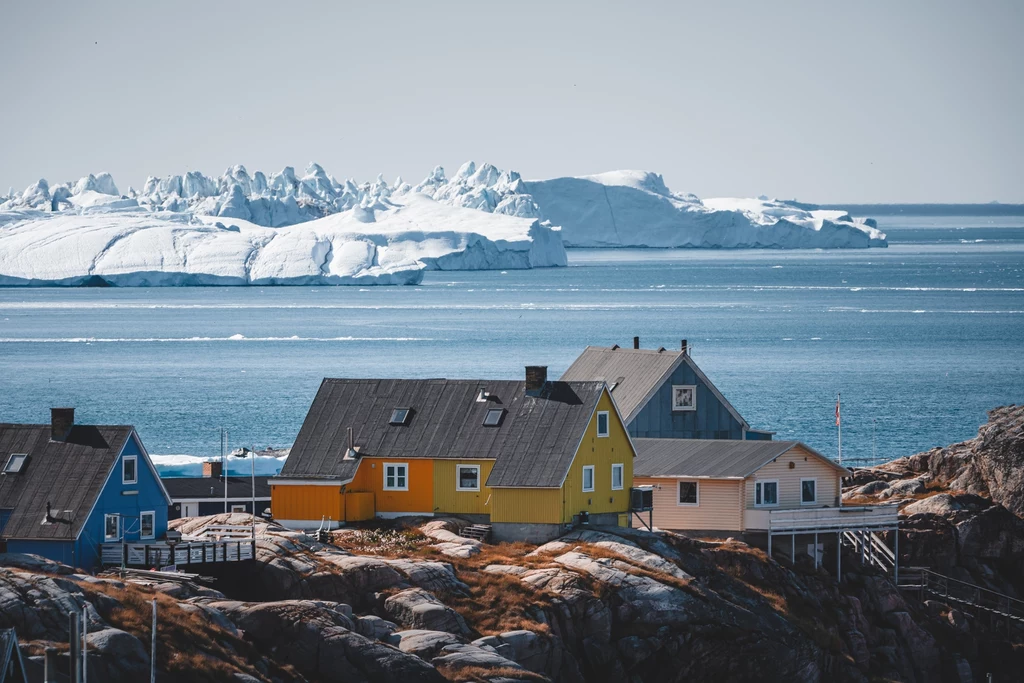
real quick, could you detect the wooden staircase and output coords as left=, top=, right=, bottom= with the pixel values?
left=898, top=566, right=1024, bottom=628
left=459, top=524, right=492, bottom=543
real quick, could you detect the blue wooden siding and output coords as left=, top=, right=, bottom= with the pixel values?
left=627, top=363, right=746, bottom=439
left=74, top=433, right=170, bottom=569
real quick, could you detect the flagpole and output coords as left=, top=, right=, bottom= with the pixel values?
left=837, top=392, right=842, bottom=465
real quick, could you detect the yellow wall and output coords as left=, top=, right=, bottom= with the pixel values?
left=491, top=487, right=563, bottom=523
left=347, top=457, right=435, bottom=513
left=559, top=389, right=635, bottom=523
left=433, top=459, right=495, bottom=515
left=271, top=483, right=343, bottom=522
left=634, top=477, right=743, bottom=531
left=743, top=445, right=842, bottom=509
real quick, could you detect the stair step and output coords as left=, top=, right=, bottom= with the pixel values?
left=459, top=524, right=492, bottom=542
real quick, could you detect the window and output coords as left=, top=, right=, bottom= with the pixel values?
left=231, top=504, right=246, bottom=513
left=582, top=465, right=594, bottom=492
left=755, top=480, right=779, bottom=507
left=678, top=481, right=699, bottom=505
left=104, top=513, right=120, bottom=541
left=483, top=408, right=504, bottom=426
left=611, top=463, right=624, bottom=490
left=672, top=385, right=696, bottom=412
left=384, top=463, right=408, bottom=491
left=596, top=411, right=609, bottom=437
left=3, top=453, right=27, bottom=474
left=389, top=408, right=411, bottom=425
left=801, top=478, right=817, bottom=505
left=140, top=511, right=155, bottom=539
left=122, top=455, right=137, bottom=485
left=456, top=465, right=480, bottom=491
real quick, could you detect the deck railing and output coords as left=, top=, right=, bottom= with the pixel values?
left=746, top=503, right=900, bottom=533
left=100, top=539, right=255, bottom=567
left=899, top=567, right=1024, bottom=625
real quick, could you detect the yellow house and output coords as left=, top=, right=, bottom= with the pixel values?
left=271, top=367, right=636, bottom=542
left=632, top=439, right=850, bottom=535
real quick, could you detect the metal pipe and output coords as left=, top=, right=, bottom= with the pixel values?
left=44, top=648, right=59, bottom=683
left=68, top=612, right=80, bottom=683
left=82, top=607, right=88, bottom=683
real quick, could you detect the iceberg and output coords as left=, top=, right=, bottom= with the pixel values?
left=0, top=194, right=566, bottom=287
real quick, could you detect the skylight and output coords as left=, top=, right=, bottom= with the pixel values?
left=483, top=408, right=504, bottom=427
left=3, top=453, right=27, bottom=474
left=389, top=408, right=411, bottom=425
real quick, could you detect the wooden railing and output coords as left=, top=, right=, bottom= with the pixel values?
left=899, top=567, right=1024, bottom=625
left=761, top=503, right=900, bottom=533
left=100, top=540, right=255, bottom=567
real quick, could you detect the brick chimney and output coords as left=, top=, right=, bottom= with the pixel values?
left=202, top=460, right=223, bottom=479
left=50, top=407, right=74, bottom=442
left=525, top=365, right=548, bottom=392
left=633, top=336, right=640, bottom=349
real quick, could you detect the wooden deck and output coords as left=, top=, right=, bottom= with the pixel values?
left=100, top=539, right=255, bottom=567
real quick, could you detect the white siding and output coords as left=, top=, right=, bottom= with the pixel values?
left=744, top=444, right=841, bottom=510
left=635, top=476, right=743, bottom=532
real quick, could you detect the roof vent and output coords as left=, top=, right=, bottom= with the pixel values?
left=476, top=388, right=490, bottom=403
left=681, top=339, right=689, bottom=355
left=610, top=344, right=620, bottom=350
left=389, top=408, right=411, bottom=425
left=656, top=346, right=665, bottom=353
left=633, top=336, right=640, bottom=349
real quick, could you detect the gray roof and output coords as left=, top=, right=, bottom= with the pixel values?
left=162, top=476, right=272, bottom=500
left=0, top=424, right=131, bottom=541
left=280, top=379, right=608, bottom=488
left=633, top=438, right=850, bottom=479
left=560, top=346, right=750, bottom=428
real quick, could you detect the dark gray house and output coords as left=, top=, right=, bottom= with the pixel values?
left=561, top=340, right=773, bottom=440
left=163, top=461, right=271, bottom=520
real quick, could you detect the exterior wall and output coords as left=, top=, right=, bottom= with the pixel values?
left=634, top=476, right=743, bottom=532
left=7, top=539, right=76, bottom=567
left=168, top=499, right=271, bottom=520
left=743, top=445, right=842, bottom=510
left=433, top=459, right=495, bottom=516
left=491, top=488, right=563, bottom=524
left=628, top=362, right=746, bottom=439
left=560, top=390, right=634, bottom=524
left=347, top=457, right=435, bottom=515
left=271, top=484, right=344, bottom=523
left=74, top=433, right=169, bottom=569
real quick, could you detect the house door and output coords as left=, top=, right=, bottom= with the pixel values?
left=182, top=502, right=199, bottom=517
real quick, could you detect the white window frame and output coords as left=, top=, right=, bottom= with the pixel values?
left=754, top=479, right=779, bottom=507
left=104, top=513, right=120, bottom=541
left=383, top=462, right=409, bottom=491
left=582, top=465, right=595, bottom=492
left=596, top=411, right=610, bottom=438
left=800, top=478, right=818, bottom=505
left=231, top=504, right=247, bottom=513
left=611, top=463, right=624, bottom=491
left=678, top=480, right=699, bottom=506
left=672, top=385, right=697, bottom=412
left=122, top=455, right=138, bottom=485
left=3, top=453, right=27, bottom=473
left=456, top=464, right=481, bottom=492
left=139, top=510, right=155, bottom=539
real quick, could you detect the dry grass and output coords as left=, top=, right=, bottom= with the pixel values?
left=77, top=580, right=297, bottom=682
left=436, top=664, right=548, bottom=682
left=333, top=527, right=428, bottom=555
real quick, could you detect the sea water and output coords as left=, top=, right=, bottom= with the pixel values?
left=1, top=215, right=1021, bottom=470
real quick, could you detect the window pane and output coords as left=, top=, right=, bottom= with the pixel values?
left=612, top=465, right=622, bottom=488
left=802, top=480, right=816, bottom=503
left=597, top=413, right=609, bottom=435
left=124, top=458, right=136, bottom=482
left=141, top=513, right=154, bottom=537
left=583, top=467, right=593, bottom=490
left=765, top=482, right=778, bottom=505
left=679, top=482, right=697, bottom=504
left=397, top=466, right=406, bottom=488
left=459, top=467, right=478, bottom=488
left=755, top=483, right=762, bottom=505
left=106, top=515, right=118, bottom=539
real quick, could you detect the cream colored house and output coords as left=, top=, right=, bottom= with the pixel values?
left=632, top=439, right=850, bottom=535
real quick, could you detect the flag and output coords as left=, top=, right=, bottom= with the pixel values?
left=835, top=395, right=841, bottom=426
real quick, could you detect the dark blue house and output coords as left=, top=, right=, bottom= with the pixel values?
left=0, top=408, right=172, bottom=570
left=561, top=340, right=773, bottom=440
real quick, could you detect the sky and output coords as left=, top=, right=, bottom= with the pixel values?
left=1, top=0, right=1021, bottom=203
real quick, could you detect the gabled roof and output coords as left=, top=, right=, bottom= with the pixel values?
left=163, top=476, right=272, bottom=500
left=0, top=628, right=28, bottom=683
left=280, top=378, right=608, bottom=488
left=0, top=424, right=135, bottom=541
left=560, top=345, right=750, bottom=428
left=633, top=438, right=851, bottom=479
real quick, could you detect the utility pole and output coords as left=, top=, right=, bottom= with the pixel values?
left=222, top=428, right=228, bottom=515
left=251, top=445, right=256, bottom=542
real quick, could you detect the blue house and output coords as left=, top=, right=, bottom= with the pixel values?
left=561, top=340, right=773, bottom=440
left=0, top=408, right=172, bottom=571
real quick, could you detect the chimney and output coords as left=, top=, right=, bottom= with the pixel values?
left=202, top=460, right=223, bottom=479
left=525, top=365, right=548, bottom=392
left=681, top=339, right=688, bottom=355
left=633, top=336, right=640, bottom=349
left=50, top=407, right=74, bottom=442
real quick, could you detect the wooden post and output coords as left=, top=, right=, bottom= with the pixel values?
left=767, top=532, right=772, bottom=559
left=150, top=598, right=157, bottom=683
left=814, top=532, right=819, bottom=569
left=791, top=533, right=796, bottom=565
left=894, top=528, right=899, bottom=584
left=836, top=532, right=842, bottom=582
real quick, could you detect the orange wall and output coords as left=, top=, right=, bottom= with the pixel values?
left=271, top=484, right=343, bottom=522
left=347, top=457, right=435, bottom=513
